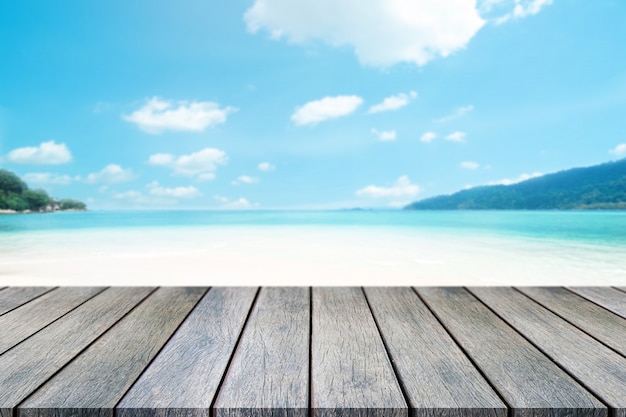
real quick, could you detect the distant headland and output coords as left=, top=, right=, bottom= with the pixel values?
left=0, top=169, right=86, bottom=214
left=406, top=158, right=626, bottom=210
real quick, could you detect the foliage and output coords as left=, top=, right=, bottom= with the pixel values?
left=59, top=198, right=87, bottom=210
left=0, top=168, right=86, bottom=212
left=0, top=169, right=27, bottom=195
left=406, top=158, right=626, bottom=210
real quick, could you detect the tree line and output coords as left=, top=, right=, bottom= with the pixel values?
left=0, top=169, right=86, bottom=212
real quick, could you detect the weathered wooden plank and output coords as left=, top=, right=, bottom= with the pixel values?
left=470, top=287, right=626, bottom=417
left=311, top=287, right=407, bottom=417
left=518, top=287, right=626, bottom=357
left=19, top=287, right=206, bottom=417
left=0, top=287, right=105, bottom=355
left=568, top=287, right=626, bottom=319
left=364, top=287, right=506, bottom=417
left=417, top=287, right=605, bottom=417
left=0, top=287, right=154, bottom=417
left=0, top=287, right=55, bottom=315
left=214, top=287, right=309, bottom=417
left=117, top=287, right=258, bottom=417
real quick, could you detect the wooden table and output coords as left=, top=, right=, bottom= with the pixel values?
left=1, top=286, right=625, bottom=417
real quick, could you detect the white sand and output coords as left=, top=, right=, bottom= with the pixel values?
left=1, top=226, right=625, bottom=286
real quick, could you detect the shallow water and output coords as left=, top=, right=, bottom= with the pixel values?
left=1, top=210, right=625, bottom=286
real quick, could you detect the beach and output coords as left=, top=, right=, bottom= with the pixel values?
left=2, top=211, right=626, bottom=286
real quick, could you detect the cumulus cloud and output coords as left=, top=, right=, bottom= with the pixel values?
left=420, top=132, right=437, bottom=143
left=356, top=175, right=420, bottom=198
left=434, top=105, right=474, bottom=123
left=292, top=95, right=363, bottom=126
left=147, top=181, right=201, bottom=198
left=371, top=129, right=397, bottom=142
left=494, top=0, right=553, bottom=24
left=22, top=172, right=73, bottom=186
left=420, top=132, right=438, bottom=143
left=610, top=144, right=626, bottom=155
left=214, top=195, right=259, bottom=209
left=232, top=175, right=260, bottom=185
left=488, top=172, right=543, bottom=186
left=123, top=97, right=237, bottom=134
left=368, top=91, right=417, bottom=114
left=148, top=148, right=228, bottom=179
left=446, top=132, right=467, bottom=142
left=460, top=161, right=480, bottom=170
left=245, top=0, right=485, bottom=67
left=258, top=162, right=276, bottom=172
left=6, top=141, right=72, bottom=165
left=85, top=164, right=134, bottom=184
left=113, top=191, right=143, bottom=200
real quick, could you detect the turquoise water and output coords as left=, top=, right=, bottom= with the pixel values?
left=2, top=210, right=626, bottom=246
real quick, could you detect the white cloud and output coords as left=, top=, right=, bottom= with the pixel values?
left=446, top=131, right=467, bottom=142
left=6, top=141, right=72, bottom=165
left=488, top=172, right=543, bottom=186
left=147, top=181, right=201, bottom=198
left=85, top=164, right=134, bottom=184
left=22, top=173, right=73, bottom=186
left=233, top=175, right=260, bottom=185
left=460, top=161, right=480, bottom=170
left=114, top=191, right=143, bottom=200
left=245, top=0, right=485, bottom=67
left=371, top=129, right=397, bottom=142
left=420, top=132, right=437, bottom=143
left=123, top=97, right=237, bottom=134
left=258, top=162, right=276, bottom=172
left=356, top=175, right=420, bottom=198
left=148, top=148, right=228, bottom=179
left=494, top=0, right=553, bottom=24
left=368, top=91, right=417, bottom=114
left=434, top=105, right=474, bottom=123
left=213, top=195, right=259, bottom=209
left=610, top=144, right=626, bottom=155
left=292, top=95, right=363, bottom=126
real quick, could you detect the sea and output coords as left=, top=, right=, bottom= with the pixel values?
left=1, top=210, right=625, bottom=286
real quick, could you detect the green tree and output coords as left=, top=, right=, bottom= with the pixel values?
left=0, top=169, right=27, bottom=195
left=22, top=189, right=52, bottom=211
left=59, top=199, right=86, bottom=210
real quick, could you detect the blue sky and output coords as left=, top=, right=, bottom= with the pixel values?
left=1, top=0, right=625, bottom=209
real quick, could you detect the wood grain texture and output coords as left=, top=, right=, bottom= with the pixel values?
left=311, top=287, right=407, bottom=417
left=417, top=287, right=605, bottom=417
left=0, top=287, right=55, bottom=315
left=19, top=287, right=206, bottom=417
left=0, top=287, right=105, bottom=355
left=518, top=287, right=626, bottom=357
left=0, top=287, right=154, bottom=416
left=364, top=287, right=506, bottom=417
left=470, top=287, right=626, bottom=417
left=214, top=287, right=309, bottom=417
left=117, top=287, right=258, bottom=417
left=567, top=287, right=626, bottom=319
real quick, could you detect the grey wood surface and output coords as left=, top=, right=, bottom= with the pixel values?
left=214, top=287, right=309, bottom=417
left=19, top=287, right=206, bottom=417
left=518, top=287, right=626, bottom=356
left=311, top=287, right=407, bottom=417
left=117, top=287, right=258, bottom=417
left=470, top=287, right=626, bottom=417
left=0, top=287, right=154, bottom=417
left=0, top=287, right=105, bottom=355
left=567, top=287, right=626, bottom=319
left=0, top=287, right=55, bottom=315
left=364, top=287, right=506, bottom=417
left=416, top=287, right=605, bottom=417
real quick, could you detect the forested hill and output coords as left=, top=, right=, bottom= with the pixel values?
left=405, top=158, right=626, bottom=210
left=0, top=169, right=86, bottom=213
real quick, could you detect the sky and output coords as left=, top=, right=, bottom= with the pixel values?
left=1, top=0, right=626, bottom=210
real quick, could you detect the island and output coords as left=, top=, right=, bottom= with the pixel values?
left=405, top=158, right=626, bottom=210
left=0, top=168, right=86, bottom=214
